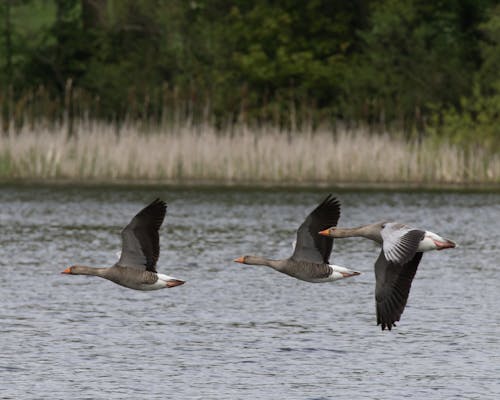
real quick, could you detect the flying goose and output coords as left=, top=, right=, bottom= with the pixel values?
left=319, top=221, right=456, bottom=330
left=62, top=199, right=185, bottom=290
left=234, top=194, right=360, bottom=282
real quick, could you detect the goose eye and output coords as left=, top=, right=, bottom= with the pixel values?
left=381, top=223, right=386, bottom=229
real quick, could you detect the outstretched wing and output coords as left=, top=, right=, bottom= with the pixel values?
left=291, top=194, right=340, bottom=264
left=374, top=250, right=423, bottom=331
left=117, top=199, right=167, bottom=272
left=382, top=223, right=425, bottom=265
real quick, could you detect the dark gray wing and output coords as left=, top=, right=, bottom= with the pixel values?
left=382, top=224, right=425, bottom=264
left=117, top=199, right=167, bottom=272
left=291, top=194, right=340, bottom=264
left=374, top=250, right=423, bottom=331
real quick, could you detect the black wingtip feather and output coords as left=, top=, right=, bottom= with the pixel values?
left=375, top=252, right=423, bottom=331
left=312, top=194, right=341, bottom=263
left=319, top=194, right=341, bottom=214
left=141, top=198, right=167, bottom=227
left=149, top=198, right=167, bottom=211
left=120, top=198, right=168, bottom=272
left=291, top=193, right=341, bottom=264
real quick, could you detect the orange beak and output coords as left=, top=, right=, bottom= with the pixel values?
left=61, top=267, right=72, bottom=274
left=318, top=228, right=331, bottom=237
left=234, top=256, right=245, bottom=263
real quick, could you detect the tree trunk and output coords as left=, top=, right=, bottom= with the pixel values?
left=81, top=0, right=107, bottom=30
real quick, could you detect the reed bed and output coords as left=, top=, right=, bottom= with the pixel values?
left=0, top=121, right=498, bottom=185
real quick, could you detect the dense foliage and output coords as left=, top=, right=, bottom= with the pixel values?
left=1, top=0, right=499, bottom=148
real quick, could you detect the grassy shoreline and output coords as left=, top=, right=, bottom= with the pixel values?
left=1, top=121, right=498, bottom=186
left=1, top=178, right=499, bottom=192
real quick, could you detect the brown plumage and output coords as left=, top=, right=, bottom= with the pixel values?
left=62, top=199, right=185, bottom=291
left=234, top=194, right=360, bottom=283
left=319, top=220, right=456, bottom=330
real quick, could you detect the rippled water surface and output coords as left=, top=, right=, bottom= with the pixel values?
left=0, top=185, right=499, bottom=399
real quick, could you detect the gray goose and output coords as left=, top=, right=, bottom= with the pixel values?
left=234, top=194, right=360, bottom=282
left=62, top=199, right=185, bottom=290
left=319, top=221, right=456, bottom=330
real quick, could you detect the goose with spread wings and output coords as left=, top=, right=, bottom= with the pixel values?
left=234, top=194, right=360, bottom=282
left=62, top=199, right=185, bottom=290
left=319, top=221, right=456, bottom=330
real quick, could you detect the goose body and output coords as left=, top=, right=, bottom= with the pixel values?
left=62, top=199, right=185, bottom=291
left=320, top=220, right=456, bottom=330
left=234, top=194, right=360, bottom=282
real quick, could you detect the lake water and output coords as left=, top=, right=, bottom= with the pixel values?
left=0, top=185, right=499, bottom=399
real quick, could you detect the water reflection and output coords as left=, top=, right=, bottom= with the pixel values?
left=0, top=186, right=499, bottom=399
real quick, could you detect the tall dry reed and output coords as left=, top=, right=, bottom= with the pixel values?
left=0, top=120, right=498, bottom=184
